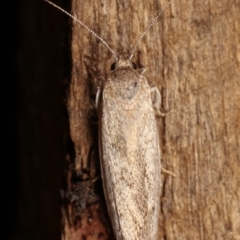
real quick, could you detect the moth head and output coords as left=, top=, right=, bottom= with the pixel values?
left=110, top=61, right=137, bottom=71
left=110, top=53, right=137, bottom=71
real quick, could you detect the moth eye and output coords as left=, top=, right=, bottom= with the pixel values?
left=111, top=62, right=116, bottom=71
left=132, top=62, right=137, bottom=70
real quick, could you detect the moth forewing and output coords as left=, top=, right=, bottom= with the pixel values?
left=98, top=56, right=161, bottom=239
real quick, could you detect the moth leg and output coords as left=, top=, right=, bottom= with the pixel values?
left=161, top=167, right=175, bottom=177
left=88, top=89, right=100, bottom=125
left=83, top=58, right=105, bottom=112
left=92, top=175, right=100, bottom=183
left=151, top=86, right=172, bottom=117
left=95, top=73, right=106, bottom=110
left=93, top=86, right=103, bottom=124
left=95, top=86, right=101, bottom=110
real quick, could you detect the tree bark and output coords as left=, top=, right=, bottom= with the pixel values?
left=63, top=0, right=240, bottom=239
left=14, top=0, right=240, bottom=238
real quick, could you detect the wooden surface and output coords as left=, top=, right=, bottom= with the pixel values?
left=64, top=0, right=240, bottom=239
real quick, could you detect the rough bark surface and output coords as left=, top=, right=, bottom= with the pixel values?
left=64, top=0, right=240, bottom=239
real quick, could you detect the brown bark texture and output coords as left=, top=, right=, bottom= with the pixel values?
left=63, top=0, right=240, bottom=239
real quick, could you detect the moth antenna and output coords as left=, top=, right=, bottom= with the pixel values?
left=44, top=0, right=118, bottom=60
left=129, top=0, right=172, bottom=60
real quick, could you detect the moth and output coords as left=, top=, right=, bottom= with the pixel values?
left=45, top=1, right=172, bottom=239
